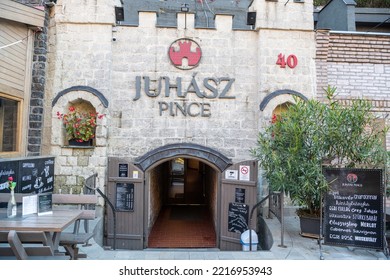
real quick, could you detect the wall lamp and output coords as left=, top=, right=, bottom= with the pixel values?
left=44, top=0, right=57, bottom=7
left=181, top=4, right=189, bottom=13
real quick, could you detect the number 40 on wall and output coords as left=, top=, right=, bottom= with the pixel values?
left=276, top=53, right=298, bottom=69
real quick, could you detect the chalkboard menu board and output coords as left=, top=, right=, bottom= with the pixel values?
left=0, top=160, right=18, bottom=193
left=116, top=183, right=135, bottom=211
left=20, top=157, right=54, bottom=194
left=118, top=164, right=128, bottom=177
left=323, top=168, right=384, bottom=250
left=0, top=156, right=55, bottom=194
left=228, top=202, right=249, bottom=233
left=38, top=193, right=53, bottom=215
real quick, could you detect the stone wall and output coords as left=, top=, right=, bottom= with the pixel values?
left=251, top=0, right=314, bottom=31
left=108, top=12, right=260, bottom=161
left=44, top=0, right=316, bottom=194
left=147, top=163, right=167, bottom=234
left=28, top=10, right=49, bottom=156
left=50, top=89, right=109, bottom=194
left=108, top=10, right=316, bottom=162
left=44, top=0, right=113, bottom=194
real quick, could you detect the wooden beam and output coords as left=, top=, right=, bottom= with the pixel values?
left=0, top=0, right=45, bottom=27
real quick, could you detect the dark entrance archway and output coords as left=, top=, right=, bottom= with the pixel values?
left=137, top=143, right=232, bottom=249
left=106, top=145, right=257, bottom=250
left=146, top=157, right=218, bottom=248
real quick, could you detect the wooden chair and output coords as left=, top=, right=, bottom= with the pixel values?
left=0, top=231, right=14, bottom=258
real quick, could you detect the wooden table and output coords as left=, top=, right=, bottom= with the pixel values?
left=0, top=210, right=82, bottom=259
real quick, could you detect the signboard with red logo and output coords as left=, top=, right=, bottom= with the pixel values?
left=323, top=168, right=384, bottom=251
left=168, top=38, right=202, bottom=70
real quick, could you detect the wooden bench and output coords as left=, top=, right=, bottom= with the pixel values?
left=0, top=231, right=54, bottom=260
left=0, top=229, right=66, bottom=260
left=52, top=193, right=98, bottom=260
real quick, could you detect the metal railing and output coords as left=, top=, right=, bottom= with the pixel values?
left=84, top=173, right=117, bottom=250
left=248, top=191, right=285, bottom=250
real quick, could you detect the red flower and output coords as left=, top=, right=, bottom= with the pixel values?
left=271, top=114, right=278, bottom=124
left=8, top=176, right=13, bottom=182
left=57, top=107, right=104, bottom=142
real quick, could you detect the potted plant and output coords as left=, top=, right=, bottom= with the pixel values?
left=6, top=176, right=17, bottom=218
left=251, top=86, right=387, bottom=237
left=57, top=106, right=104, bottom=146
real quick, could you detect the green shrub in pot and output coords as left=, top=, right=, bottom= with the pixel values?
left=251, top=86, right=387, bottom=219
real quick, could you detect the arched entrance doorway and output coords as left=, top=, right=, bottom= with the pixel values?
left=135, top=143, right=232, bottom=249
left=105, top=143, right=258, bottom=250
left=146, top=157, right=219, bottom=248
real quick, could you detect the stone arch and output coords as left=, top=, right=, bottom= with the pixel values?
left=52, top=85, right=109, bottom=108
left=51, top=86, right=109, bottom=147
left=259, top=89, right=308, bottom=111
left=134, top=143, right=232, bottom=172
left=50, top=86, right=109, bottom=195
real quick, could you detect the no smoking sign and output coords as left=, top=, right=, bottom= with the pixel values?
left=239, top=165, right=250, bottom=181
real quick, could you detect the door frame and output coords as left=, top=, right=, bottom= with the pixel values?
left=133, top=143, right=258, bottom=250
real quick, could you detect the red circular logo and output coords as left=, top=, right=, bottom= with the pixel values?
left=346, top=173, right=358, bottom=183
left=168, top=38, right=202, bottom=70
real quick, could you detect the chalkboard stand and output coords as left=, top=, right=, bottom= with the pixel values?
left=228, top=202, right=249, bottom=234
left=322, top=168, right=388, bottom=259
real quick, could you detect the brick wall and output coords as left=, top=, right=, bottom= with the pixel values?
left=326, top=33, right=390, bottom=64
left=316, top=30, right=390, bottom=148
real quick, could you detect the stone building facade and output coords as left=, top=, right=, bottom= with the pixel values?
left=44, top=0, right=316, bottom=192
left=42, top=0, right=316, bottom=249
left=2, top=0, right=389, bottom=251
left=2, top=0, right=389, bottom=250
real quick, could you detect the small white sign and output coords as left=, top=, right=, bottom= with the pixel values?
left=22, top=194, right=38, bottom=216
left=133, top=171, right=139, bottom=179
left=225, top=170, right=238, bottom=180
left=239, top=165, right=250, bottom=181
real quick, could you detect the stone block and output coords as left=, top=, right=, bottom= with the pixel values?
left=77, top=156, right=90, bottom=166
